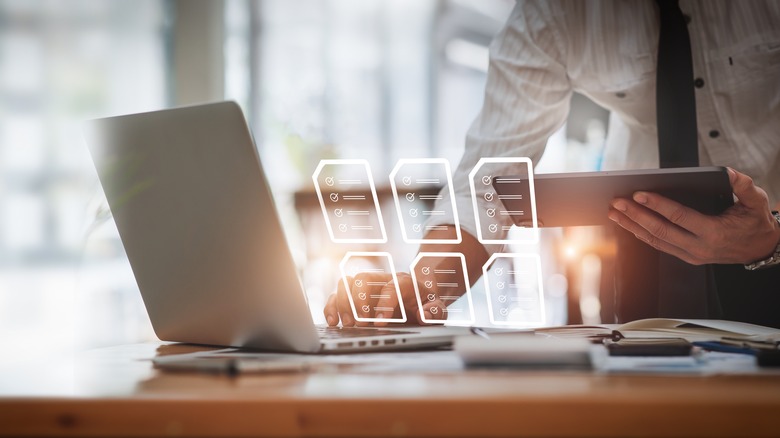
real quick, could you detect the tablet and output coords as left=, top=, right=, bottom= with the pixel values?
left=492, top=166, right=733, bottom=228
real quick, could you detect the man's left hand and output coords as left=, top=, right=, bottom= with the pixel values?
left=608, top=167, right=780, bottom=265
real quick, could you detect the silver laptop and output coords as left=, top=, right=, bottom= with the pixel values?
left=84, top=101, right=463, bottom=353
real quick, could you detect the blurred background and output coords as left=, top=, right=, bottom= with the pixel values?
left=0, top=0, right=614, bottom=355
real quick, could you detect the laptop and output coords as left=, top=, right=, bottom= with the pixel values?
left=84, top=101, right=464, bottom=353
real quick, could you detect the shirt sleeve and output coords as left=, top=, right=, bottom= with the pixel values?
left=426, top=0, right=573, bottom=256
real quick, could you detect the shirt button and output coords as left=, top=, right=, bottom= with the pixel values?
left=709, top=130, right=720, bottom=138
left=615, top=92, right=626, bottom=98
left=694, top=78, right=705, bottom=88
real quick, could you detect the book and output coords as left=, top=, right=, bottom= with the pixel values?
left=535, top=318, right=780, bottom=344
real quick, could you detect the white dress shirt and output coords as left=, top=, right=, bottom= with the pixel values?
left=430, top=0, right=780, bottom=253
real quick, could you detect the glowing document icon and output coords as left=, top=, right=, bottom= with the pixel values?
left=409, top=252, right=474, bottom=325
left=483, top=253, right=545, bottom=327
left=389, top=159, right=461, bottom=244
left=468, top=157, right=539, bottom=244
left=339, top=252, right=406, bottom=324
left=313, top=160, right=387, bottom=243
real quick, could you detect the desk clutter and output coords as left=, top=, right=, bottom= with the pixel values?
left=153, top=319, right=780, bottom=377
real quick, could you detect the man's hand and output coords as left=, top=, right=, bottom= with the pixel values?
left=323, top=272, right=447, bottom=327
left=323, top=228, right=488, bottom=327
left=608, top=167, right=780, bottom=265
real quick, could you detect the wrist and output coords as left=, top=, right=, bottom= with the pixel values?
left=745, top=211, right=780, bottom=270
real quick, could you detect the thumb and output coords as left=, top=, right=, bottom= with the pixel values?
left=728, top=167, right=766, bottom=209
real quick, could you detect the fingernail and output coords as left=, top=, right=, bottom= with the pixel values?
left=375, top=313, right=384, bottom=319
left=612, top=200, right=627, bottom=212
left=326, top=315, right=335, bottom=326
left=633, top=192, right=648, bottom=204
left=727, top=167, right=736, bottom=182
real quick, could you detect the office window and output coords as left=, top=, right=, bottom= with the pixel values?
left=0, top=0, right=169, bottom=353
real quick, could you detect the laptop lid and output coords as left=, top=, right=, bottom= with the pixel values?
left=84, top=101, right=321, bottom=352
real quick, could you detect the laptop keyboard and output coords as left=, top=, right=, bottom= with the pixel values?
left=316, top=326, right=417, bottom=339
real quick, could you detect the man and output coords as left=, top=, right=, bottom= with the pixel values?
left=324, top=0, right=780, bottom=328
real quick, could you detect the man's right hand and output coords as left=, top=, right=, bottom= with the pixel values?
left=323, top=272, right=448, bottom=327
left=324, top=227, right=489, bottom=327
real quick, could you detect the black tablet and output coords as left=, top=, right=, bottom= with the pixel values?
left=492, top=166, right=734, bottom=228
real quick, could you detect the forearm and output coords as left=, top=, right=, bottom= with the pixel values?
left=418, top=226, right=489, bottom=299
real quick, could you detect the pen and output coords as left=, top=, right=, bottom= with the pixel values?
left=154, top=357, right=313, bottom=376
left=691, top=341, right=755, bottom=356
left=470, top=327, right=491, bottom=340
left=225, top=359, right=312, bottom=376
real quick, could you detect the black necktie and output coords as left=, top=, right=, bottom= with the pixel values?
left=656, top=0, right=699, bottom=168
left=654, top=0, right=715, bottom=318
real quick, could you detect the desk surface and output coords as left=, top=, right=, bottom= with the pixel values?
left=2, top=343, right=780, bottom=437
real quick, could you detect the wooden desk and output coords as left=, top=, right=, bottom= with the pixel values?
left=2, top=343, right=780, bottom=437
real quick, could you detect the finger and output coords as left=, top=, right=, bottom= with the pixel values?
left=374, top=272, right=419, bottom=326
left=351, top=273, right=369, bottom=327
left=373, top=277, right=399, bottom=321
left=336, top=275, right=355, bottom=326
left=421, top=299, right=448, bottom=322
left=324, top=293, right=339, bottom=326
left=631, top=191, right=712, bottom=235
left=728, top=167, right=768, bottom=209
left=611, top=198, right=700, bottom=247
left=351, top=272, right=386, bottom=326
left=356, top=272, right=399, bottom=326
left=399, top=274, right=425, bottom=321
left=608, top=208, right=702, bottom=265
left=371, top=274, right=406, bottom=327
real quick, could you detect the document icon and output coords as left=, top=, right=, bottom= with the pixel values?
left=313, top=159, right=387, bottom=243
left=409, top=252, right=474, bottom=325
left=339, top=252, right=406, bottom=324
left=483, top=253, right=545, bottom=327
left=389, top=158, right=461, bottom=244
left=468, top=157, right=539, bottom=245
